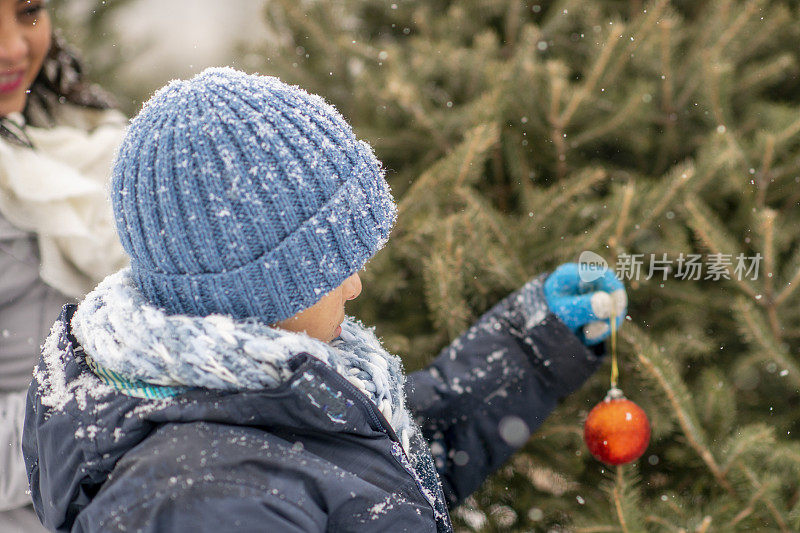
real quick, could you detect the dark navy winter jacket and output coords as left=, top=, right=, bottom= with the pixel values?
left=23, top=282, right=604, bottom=532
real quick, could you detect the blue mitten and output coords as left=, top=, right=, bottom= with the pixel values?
left=543, top=262, right=627, bottom=345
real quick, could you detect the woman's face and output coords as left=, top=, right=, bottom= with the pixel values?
left=0, top=0, right=50, bottom=117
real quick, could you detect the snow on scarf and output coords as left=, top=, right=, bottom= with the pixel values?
left=71, top=268, right=414, bottom=452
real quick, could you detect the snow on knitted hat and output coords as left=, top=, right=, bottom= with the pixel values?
left=111, top=67, right=396, bottom=324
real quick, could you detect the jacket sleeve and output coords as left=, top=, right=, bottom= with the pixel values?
left=404, top=274, right=605, bottom=507
left=0, top=389, right=35, bottom=512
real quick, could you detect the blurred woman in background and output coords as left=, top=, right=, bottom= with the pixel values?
left=0, top=0, right=128, bottom=529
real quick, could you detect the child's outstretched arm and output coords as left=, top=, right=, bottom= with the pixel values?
left=404, top=264, right=626, bottom=508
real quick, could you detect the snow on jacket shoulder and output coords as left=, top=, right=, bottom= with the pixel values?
left=23, top=276, right=603, bottom=532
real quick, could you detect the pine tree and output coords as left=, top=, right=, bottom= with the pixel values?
left=257, top=0, right=799, bottom=529
left=246, top=1, right=800, bottom=530
left=48, top=0, right=142, bottom=112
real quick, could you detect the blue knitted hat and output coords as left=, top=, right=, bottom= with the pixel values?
left=111, top=67, right=396, bottom=324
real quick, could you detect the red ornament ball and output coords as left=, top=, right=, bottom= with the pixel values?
left=583, top=391, right=651, bottom=466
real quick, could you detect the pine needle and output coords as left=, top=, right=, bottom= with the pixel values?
left=733, top=296, right=800, bottom=389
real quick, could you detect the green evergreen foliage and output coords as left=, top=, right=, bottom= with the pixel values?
left=247, top=0, right=800, bottom=530
left=54, top=0, right=800, bottom=529
left=48, top=0, right=142, bottom=112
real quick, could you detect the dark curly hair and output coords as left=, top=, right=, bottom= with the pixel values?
left=0, top=31, right=116, bottom=147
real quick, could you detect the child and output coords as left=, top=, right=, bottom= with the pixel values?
left=23, top=68, right=626, bottom=532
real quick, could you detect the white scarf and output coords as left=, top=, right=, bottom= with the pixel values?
left=0, top=106, right=130, bottom=297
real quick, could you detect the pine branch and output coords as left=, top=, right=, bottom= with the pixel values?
left=727, top=0, right=791, bottom=62
left=558, top=25, right=624, bottom=127
left=502, top=0, right=522, bottom=55
left=708, top=0, right=761, bottom=58
left=608, top=182, right=635, bottom=254
left=719, top=424, right=775, bottom=474
left=733, top=296, right=800, bottom=389
left=764, top=442, right=800, bottom=476
left=790, top=498, right=800, bottom=532
left=697, top=368, right=736, bottom=437
left=608, top=465, right=646, bottom=533
left=547, top=60, right=567, bottom=130
left=532, top=423, right=584, bottom=439
left=547, top=60, right=570, bottom=179
left=758, top=209, right=782, bottom=340
left=726, top=483, right=769, bottom=530
left=682, top=197, right=758, bottom=299
left=398, top=122, right=500, bottom=221
left=628, top=161, right=695, bottom=243
left=671, top=0, right=761, bottom=113
left=702, top=58, right=732, bottom=126
left=383, top=72, right=452, bottom=152
left=602, top=0, right=671, bottom=88
left=456, top=190, right=528, bottom=283
left=691, top=132, right=748, bottom=193
left=694, top=516, right=713, bottom=533
left=568, top=92, right=645, bottom=149
left=455, top=123, right=500, bottom=187
left=754, top=136, right=775, bottom=209
left=576, top=217, right=617, bottom=257
left=527, top=167, right=608, bottom=226
left=421, top=221, right=471, bottom=339
left=461, top=87, right=505, bottom=134
left=511, top=455, right=579, bottom=496
left=272, top=0, right=336, bottom=62
left=736, top=465, right=790, bottom=532
left=738, top=54, right=795, bottom=97
left=654, top=14, right=677, bottom=174
left=612, top=471, right=630, bottom=533
left=774, top=113, right=800, bottom=146
left=775, top=247, right=800, bottom=306
left=621, top=325, right=736, bottom=496
left=643, top=514, right=680, bottom=532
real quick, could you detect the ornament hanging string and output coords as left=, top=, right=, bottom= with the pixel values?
left=609, top=300, right=619, bottom=390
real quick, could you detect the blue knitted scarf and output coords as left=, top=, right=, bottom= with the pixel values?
left=71, top=268, right=413, bottom=452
